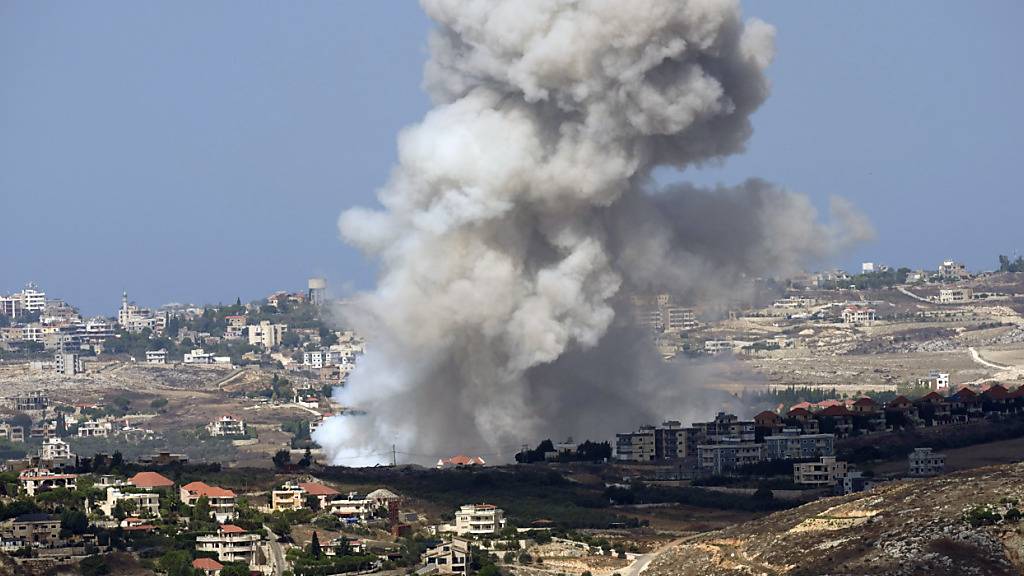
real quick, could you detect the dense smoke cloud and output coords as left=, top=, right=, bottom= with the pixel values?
left=314, top=0, right=871, bottom=465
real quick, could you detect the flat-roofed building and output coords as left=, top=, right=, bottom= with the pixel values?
left=453, top=504, right=505, bottom=536
left=764, top=428, right=835, bottom=460
left=793, top=457, right=848, bottom=487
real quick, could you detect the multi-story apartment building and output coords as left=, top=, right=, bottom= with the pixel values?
left=616, top=425, right=656, bottom=462
left=195, top=524, right=262, bottom=565
left=224, top=315, right=247, bottom=340
left=693, top=413, right=756, bottom=444
left=2, top=513, right=61, bottom=546
left=696, top=440, right=764, bottom=475
left=453, top=504, right=506, bottom=536
left=54, top=352, right=83, bottom=375
left=764, top=428, right=835, bottom=460
left=248, top=321, right=287, bottom=348
left=303, top=349, right=343, bottom=369
left=908, top=448, right=946, bottom=477
left=39, top=438, right=73, bottom=462
left=793, top=457, right=848, bottom=487
left=271, top=481, right=306, bottom=512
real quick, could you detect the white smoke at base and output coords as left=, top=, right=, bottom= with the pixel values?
left=313, top=0, right=873, bottom=466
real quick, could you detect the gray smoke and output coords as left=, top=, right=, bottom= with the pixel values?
left=314, top=0, right=871, bottom=465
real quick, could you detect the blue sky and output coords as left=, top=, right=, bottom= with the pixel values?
left=2, top=2, right=1022, bottom=316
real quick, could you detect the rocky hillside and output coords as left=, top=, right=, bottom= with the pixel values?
left=645, top=462, right=1024, bottom=576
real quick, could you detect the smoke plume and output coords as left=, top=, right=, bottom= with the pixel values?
left=315, top=0, right=871, bottom=465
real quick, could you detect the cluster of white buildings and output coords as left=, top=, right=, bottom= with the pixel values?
left=118, top=291, right=167, bottom=334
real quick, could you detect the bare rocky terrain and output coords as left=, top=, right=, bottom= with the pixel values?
left=645, top=462, right=1024, bottom=576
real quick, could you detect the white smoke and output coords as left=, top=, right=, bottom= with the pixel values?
left=314, top=0, right=871, bottom=466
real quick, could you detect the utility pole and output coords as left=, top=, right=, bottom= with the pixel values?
left=391, top=444, right=397, bottom=467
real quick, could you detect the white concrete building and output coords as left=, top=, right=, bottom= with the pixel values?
left=247, top=321, right=287, bottom=348
left=909, top=448, right=945, bottom=477
left=453, top=504, right=506, bottom=536
left=842, top=306, right=876, bottom=325
left=78, top=419, right=114, bottom=438
left=938, top=288, right=973, bottom=303
left=195, top=524, right=262, bottom=566
left=98, top=487, right=160, bottom=518
left=19, top=469, right=77, bottom=496
left=207, top=415, right=246, bottom=437
left=40, top=438, right=73, bottom=462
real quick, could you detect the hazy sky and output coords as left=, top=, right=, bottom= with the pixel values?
left=3, top=2, right=1022, bottom=316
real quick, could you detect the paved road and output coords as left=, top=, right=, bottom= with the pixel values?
left=263, top=524, right=288, bottom=576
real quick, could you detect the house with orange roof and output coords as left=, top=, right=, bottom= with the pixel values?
left=884, top=395, right=921, bottom=427
left=192, top=557, right=224, bottom=576
left=784, top=407, right=820, bottom=434
left=981, top=384, right=1011, bottom=413
left=816, top=405, right=854, bottom=437
left=914, top=391, right=952, bottom=423
left=436, top=455, right=486, bottom=469
left=271, top=480, right=341, bottom=511
left=947, top=387, right=982, bottom=420
left=850, top=397, right=886, bottom=432
left=128, top=471, right=174, bottom=490
left=180, top=481, right=237, bottom=523
left=753, top=411, right=783, bottom=437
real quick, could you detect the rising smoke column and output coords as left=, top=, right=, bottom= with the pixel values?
left=315, top=0, right=872, bottom=465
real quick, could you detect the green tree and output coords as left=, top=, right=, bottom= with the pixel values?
left=78, top=554, right=111, bottom=576
left=273, top=449, right=291, bottom=469
left=309, top=531, right=322, bottom=558
left=61, top=509, right=89, bottom=535
left=220, top=563, right=250, bottom=576
left=159, top=550, right=195, bottom=576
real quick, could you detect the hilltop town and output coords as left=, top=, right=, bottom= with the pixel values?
left=1, top=257, right=1024, bottom=575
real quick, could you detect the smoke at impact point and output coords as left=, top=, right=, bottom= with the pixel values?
left=313, top=0, right=873, bottom=466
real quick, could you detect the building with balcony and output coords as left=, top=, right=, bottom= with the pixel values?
left=19, top=469, right=77, bottom=496
left=453, top=504, right=506, bottom=536
left=207, top=415, right=246, bottom=437
left=764, top=429, right=835, bottom=460
left=793, top=457, right=848, bottom=487
left=908, top=448, right=946, bottom=477
left=195, top=524, right=262, bottom=566
left=180, top=482, right=237, bottom=523
left=98, top=487, right=161, bottom=518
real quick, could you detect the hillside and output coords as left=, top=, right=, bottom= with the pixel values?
left=644, top=462, right=1024, bottom=576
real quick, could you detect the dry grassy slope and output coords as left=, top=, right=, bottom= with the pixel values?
left=645, top=462, right=1024, bottom=576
